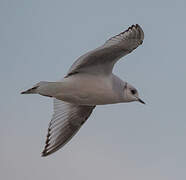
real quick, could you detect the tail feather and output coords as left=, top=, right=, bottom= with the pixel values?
left=21, top=81, right=59, bottom=98
left=21, top=81, right=49, bottom=95
left=21, top=86, right=39, bottom=94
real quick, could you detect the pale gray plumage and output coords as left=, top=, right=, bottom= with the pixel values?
left=21, top=24, right=145, bottom=157
left=42, top=99, right=95, bottom=156
left=66, top=24, right=144, bottom=77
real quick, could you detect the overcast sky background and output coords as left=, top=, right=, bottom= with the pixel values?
left=1, top=0, right=186, bottom=180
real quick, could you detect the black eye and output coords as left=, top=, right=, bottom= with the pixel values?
left=131, top=89, right=136, bottom=95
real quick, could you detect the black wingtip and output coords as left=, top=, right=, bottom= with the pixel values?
left=21, top=91, right=26, bottom=94
left=41, top=150, right=48, bottom=157
left=41, top=153, right=46, bottom=157
left=41, top=149, right=54, bottom=157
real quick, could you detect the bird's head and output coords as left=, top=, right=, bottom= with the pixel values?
left=123, top=83, right=145, bottom=104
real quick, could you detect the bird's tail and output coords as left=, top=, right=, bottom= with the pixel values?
left=21, top=86, right=38, bottom=94
left=21, top=81, right=50, bottom=95
left=21, top=81, right=63, bottom=98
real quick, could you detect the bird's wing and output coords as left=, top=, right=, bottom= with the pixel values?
left=42, top=98, right=95, bottom=156
left=66, top=24, right=144, bottom=77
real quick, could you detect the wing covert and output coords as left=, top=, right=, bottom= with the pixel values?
left=66, top=24, right=144, bottom=77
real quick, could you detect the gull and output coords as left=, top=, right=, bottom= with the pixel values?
left=21, top=24, right=145, bottom=157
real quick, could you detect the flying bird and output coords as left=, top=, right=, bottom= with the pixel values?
left=21, top=24, right=145, bottom=157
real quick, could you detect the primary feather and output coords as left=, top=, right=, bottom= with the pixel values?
left=66, top=24, right=144, bottom=77
left=42, top=98, right=95, bottom=156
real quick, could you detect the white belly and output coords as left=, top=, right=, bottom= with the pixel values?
left=54, top=74, right=121, bottom=105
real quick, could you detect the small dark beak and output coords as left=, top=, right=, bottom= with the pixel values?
left=138, top=98, right=146, bottom=104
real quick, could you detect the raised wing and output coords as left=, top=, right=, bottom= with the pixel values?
left=42, top=98, right=95, bottom=156
left=66, top=24, right=144, bottom=77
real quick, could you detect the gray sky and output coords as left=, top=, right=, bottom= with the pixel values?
left=1, top=0, right=186, bottom=179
